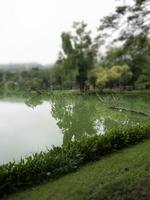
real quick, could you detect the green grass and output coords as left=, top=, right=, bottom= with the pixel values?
left=3, top=140, right=150, bottom=200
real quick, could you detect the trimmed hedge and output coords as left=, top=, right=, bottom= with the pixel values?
left=0, top=124, right=150, bottom=197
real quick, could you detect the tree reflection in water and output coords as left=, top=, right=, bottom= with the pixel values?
left=50, top=95, right=106, bottom=145
left=25, top=93, right=149, bottom=146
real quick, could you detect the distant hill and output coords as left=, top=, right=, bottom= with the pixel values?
left=0, top=63, right=49, bottom=71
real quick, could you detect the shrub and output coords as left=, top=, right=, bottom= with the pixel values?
left=0, top=124, right=150, bottom=197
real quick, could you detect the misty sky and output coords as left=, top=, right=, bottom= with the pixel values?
left=0, top=0, right=126, bottom=64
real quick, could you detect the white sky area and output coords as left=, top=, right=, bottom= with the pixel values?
left=0, top=0, right=131, bottom=65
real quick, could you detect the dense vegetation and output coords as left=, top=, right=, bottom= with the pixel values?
left=3, top=140, right=150, bottom=200
left=0, top=0, right=149, bottom=93
left=0, top=0, right=149, bottom=198
left=0, top=124, right=150, bottom=197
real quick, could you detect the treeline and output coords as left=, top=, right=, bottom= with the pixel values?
left=0, top=67, right=60, bottom=94
left=0, top=64, right=135, bottom=94
left=0, top=0, right=150, bottom=93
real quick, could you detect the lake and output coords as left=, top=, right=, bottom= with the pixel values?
left=0, top=93, right=150, bottom=165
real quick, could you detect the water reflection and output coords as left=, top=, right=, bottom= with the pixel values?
left=0, top=100, right=62, bottom=164
left=26, top=93, right=149, bottom=145
left=0, top=93, right=149, bottom=164
left=50, top=96, right=105, bottom=145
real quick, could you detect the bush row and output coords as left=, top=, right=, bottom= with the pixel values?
left=0, top=124, right=150, bottom=197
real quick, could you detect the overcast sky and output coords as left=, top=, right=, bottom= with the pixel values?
left=0, top=0, right=126, bottom=65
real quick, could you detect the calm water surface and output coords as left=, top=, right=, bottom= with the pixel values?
left=0, top=94, right=149, bottom=164
left=0, top=101, right=63, bottom=164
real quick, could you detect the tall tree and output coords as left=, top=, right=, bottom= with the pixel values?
left=98, top=0, right=150, bottom=86
left=59, top=22, right=99, bottom=91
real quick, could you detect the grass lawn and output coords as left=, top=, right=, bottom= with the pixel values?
left=3, top=140, right=150, bottom=200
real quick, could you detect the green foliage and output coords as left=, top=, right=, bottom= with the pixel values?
left=98, top=0, right=150, bottom=86
left=4, top=140, right=150, bottom=200
left=61, top=33, right=73, bottom=56
left=4, top=81, right=17, bottom=91
left=88, top=65, right=132, bottom=89
left=0, top=124, right=150, bottom=197
left=59, top=21, right=98, bottom=91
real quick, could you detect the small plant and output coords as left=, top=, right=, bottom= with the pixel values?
left=0, top=124, right=150, bottom=197
left=96, top=93, right=121, bottom=107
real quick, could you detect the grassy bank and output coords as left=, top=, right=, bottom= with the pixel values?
left=0, top=124, right=150, bottom=198
left=3, top=139, right=150, bottom=200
